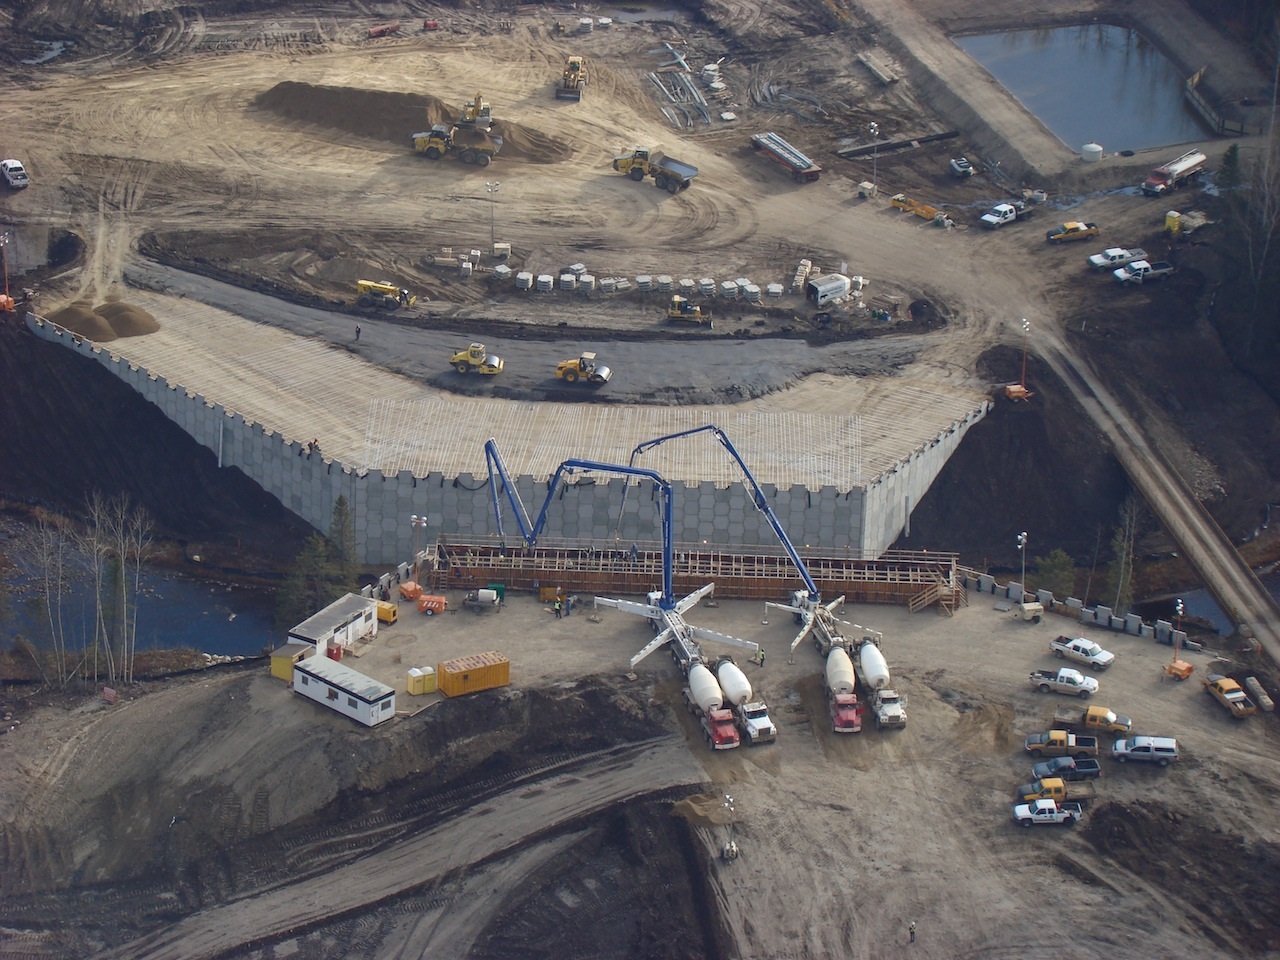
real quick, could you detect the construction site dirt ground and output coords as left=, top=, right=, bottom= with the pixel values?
left=2, top=0, right=1280, bottom=955
left=2, top=593, right=1279, bottom=958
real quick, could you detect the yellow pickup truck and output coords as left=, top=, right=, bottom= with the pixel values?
left=1052, top=705, right=1132, bottom=735
left=1015, top=777, right=1098, bottom=804
left=1203, top=674, right=1256, bottom=719
left=1046, top=221, right=1100, bottom=243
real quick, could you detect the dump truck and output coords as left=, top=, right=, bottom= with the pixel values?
left=451, top=342, right=505, bottom=375
left=1203, top=674, right=1257, bottom=719
left=412, top=124, right=503, bottom=166
left=356, top=280, right=416, bottom=309
left=750, top=131, right=822, bottom=183
left=1013, top=799, right=1084, bottom=827
left=1025, top=729, right=1099, bottom=759
left=666, top=295, right=712, bottom=327
left=1016, top=777, right=1098, bottom=804
left=1142, top=149, right=1206, bottom=196
left=1029, top=667, right=1098, bottom=698
left=557, top=56, right=588, bottom=101
left=1046, top=221, right=1100, bottom=243
left=613, top=146, right=698, bottom=193
left=1052, top=705, right=1132, bottom=735
left=555, top=352, right=611, bottom=384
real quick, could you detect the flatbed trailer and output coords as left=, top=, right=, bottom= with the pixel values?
left=751, top=132, right=822, bottom=183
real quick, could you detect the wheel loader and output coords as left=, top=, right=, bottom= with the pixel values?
left=555, top=352, right=611, bottom=384
left=556, top=56, right=587, bottom=101
left=356, top=280, right=416, bottom=309
left=450, top=342, right=505, bottom=375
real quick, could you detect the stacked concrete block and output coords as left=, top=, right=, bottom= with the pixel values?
left=559, top=273, right=578, bottom=291
left=679, top=278, right=697, bottom=296
left=578, top=274, right=596, bottom=291
left=699, top=278, right=717, bottom=296
left=599, top=277, right=617, bottom=293
left=536, top=274, right=555, bottom=292
left=766, top=283, right=784, bottom=299
left=719, top=280, right=738, bottom=299
left=636, top=275, right=653, bottom=292
left=515, top=271, right=534, bottom=290
left=656, top=275, right=674, bottom=292
left=493, top=263, right=513, bottom=281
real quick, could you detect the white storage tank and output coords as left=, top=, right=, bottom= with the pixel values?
left=1081, top=142, right=1104, bottom=162
left=859, top=641, right=890, bottom=690
left=825, top=646, right=856, bottom=696
left=716, top=658, right=753, bottom=706
left=688, top=663, right=724, bottom=712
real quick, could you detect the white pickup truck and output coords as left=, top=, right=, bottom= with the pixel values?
left=1049, top=636, right=1115, bottom=670
left=1088, top=247, right=1146, bottom=270
left=1114, top=260, right=1174, bottom=284
left=980, top=201, right=1033, bottom=229
left=1029, top=667, right=1099, bottom=698
left=1, top=159, right=30, bottom=189
left=1013, top=799, right=1084, bottom=827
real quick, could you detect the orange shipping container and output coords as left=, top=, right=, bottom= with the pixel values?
left=437, top=651, right=510, bottom=697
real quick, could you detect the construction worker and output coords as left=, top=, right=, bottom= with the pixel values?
left=355, top=323, right=361, bottom=341
left=756, top=648, right=766, bottom=667
left=554, top=598, right=562, bottom=619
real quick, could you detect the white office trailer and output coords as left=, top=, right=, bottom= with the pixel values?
left=289, top=594, right=377, bottom=651
left=293, top=655, right=396, bottom=726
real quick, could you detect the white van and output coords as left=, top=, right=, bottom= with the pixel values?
left=1112, top=736, right=1179, bottom=766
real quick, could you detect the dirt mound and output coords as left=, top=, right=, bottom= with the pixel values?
left=45, top=300, right=160, bottom=340
left=671, top=791, right=733, bottom=828
left=95, top=300, right=160, bottom=337
left=46, top=300, right=116, bottom=341
left=252, top=82, right=572, bottom=163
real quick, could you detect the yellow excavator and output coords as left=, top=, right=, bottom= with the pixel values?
left=556, top=56, right=587, bottom=101
left=457, top=91, right=492, bottom=130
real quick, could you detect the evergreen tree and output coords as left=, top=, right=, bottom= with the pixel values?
left=276, top=533, right=346, bottom=629
left=1219, top=143, right=1241, bottom=192
left=328, top=495, right=358, bottom=588
left=1032, top=548, right=1076, bottom=601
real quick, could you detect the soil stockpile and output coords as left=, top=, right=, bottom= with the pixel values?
left=252, top=81, right=573, bottom=163
left=94, top=300, right=160, bottom=337
left=45, top=300, right=160, bottom=341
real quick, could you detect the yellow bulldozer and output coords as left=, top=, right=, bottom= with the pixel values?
left=450, top=341, right=505, bottom=375
left=556, top=56, right=588, bottom=101
left=356, top=280, right=416, bottom=309
left=666, top=295, right=712, bottom=327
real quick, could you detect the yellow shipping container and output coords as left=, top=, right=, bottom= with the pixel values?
left=269, top=641, right=313, bottom=682
left=376, top=600, right=398, bottom=624
left=437, top=651, right=510, bottom=698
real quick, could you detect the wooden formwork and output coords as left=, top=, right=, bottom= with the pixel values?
left=427, top=538, right=963, bottom=611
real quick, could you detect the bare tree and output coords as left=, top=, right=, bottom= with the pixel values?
left=34, top=512, right=73, bottom=688
left=80, top=492, right=115, bottom=683
left=1105, top=495, right=1142, bottom=616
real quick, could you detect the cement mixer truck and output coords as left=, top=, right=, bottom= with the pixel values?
left=859, top=641, right=907, bottom=730
left=715, top=656, right=777, bottom=745
left=824, top=646, right=863, bottom=733
left=682, top=662, right=741, bottom=750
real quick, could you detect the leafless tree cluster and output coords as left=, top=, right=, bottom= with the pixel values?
left=30, top=494, right=154, bottom=688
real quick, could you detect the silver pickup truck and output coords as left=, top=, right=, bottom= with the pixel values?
left=1029, top=667, right=1099, bottom=699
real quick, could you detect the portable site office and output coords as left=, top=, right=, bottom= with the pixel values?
left=289, top=593, right=377, bottom=651
left=293, top=655, right=396, bottom=726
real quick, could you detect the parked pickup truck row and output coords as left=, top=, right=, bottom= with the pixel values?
left=1052, top=705, right=1131, bottom=735
left=1031, top=756, right=1102, bottom=781
left=1025, top=729, right=1099, bottom=759
left=1016, top=777, right=1098, bottom=804
left=1029, top=667, right=1098, bottom=698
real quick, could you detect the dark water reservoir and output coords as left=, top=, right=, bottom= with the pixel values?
left=956, top=24, right=1210, bottom=152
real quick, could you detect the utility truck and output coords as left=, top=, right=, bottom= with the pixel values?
left=1049, top=636, right=1116, bottom=670
left=1113, top=260, right=1174, bottom=284
left=979, top=201, right=1033, bottom=228
left=1088, top=247, right=1147, bottom=270
left=1142, top=150, right=1206, bottom=196
left=1025, top=729, right=1100, bottom=759
left=613, top=146, right=698, bottom=193
left=1013, top=799, right=1084, bottom=827
left=1029, top=668, right=1098, bottom=698
left=1052, top=706, right=1132, bottom=735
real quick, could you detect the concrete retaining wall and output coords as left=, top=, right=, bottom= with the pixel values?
left=29, top=315, right=986, bottom=564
